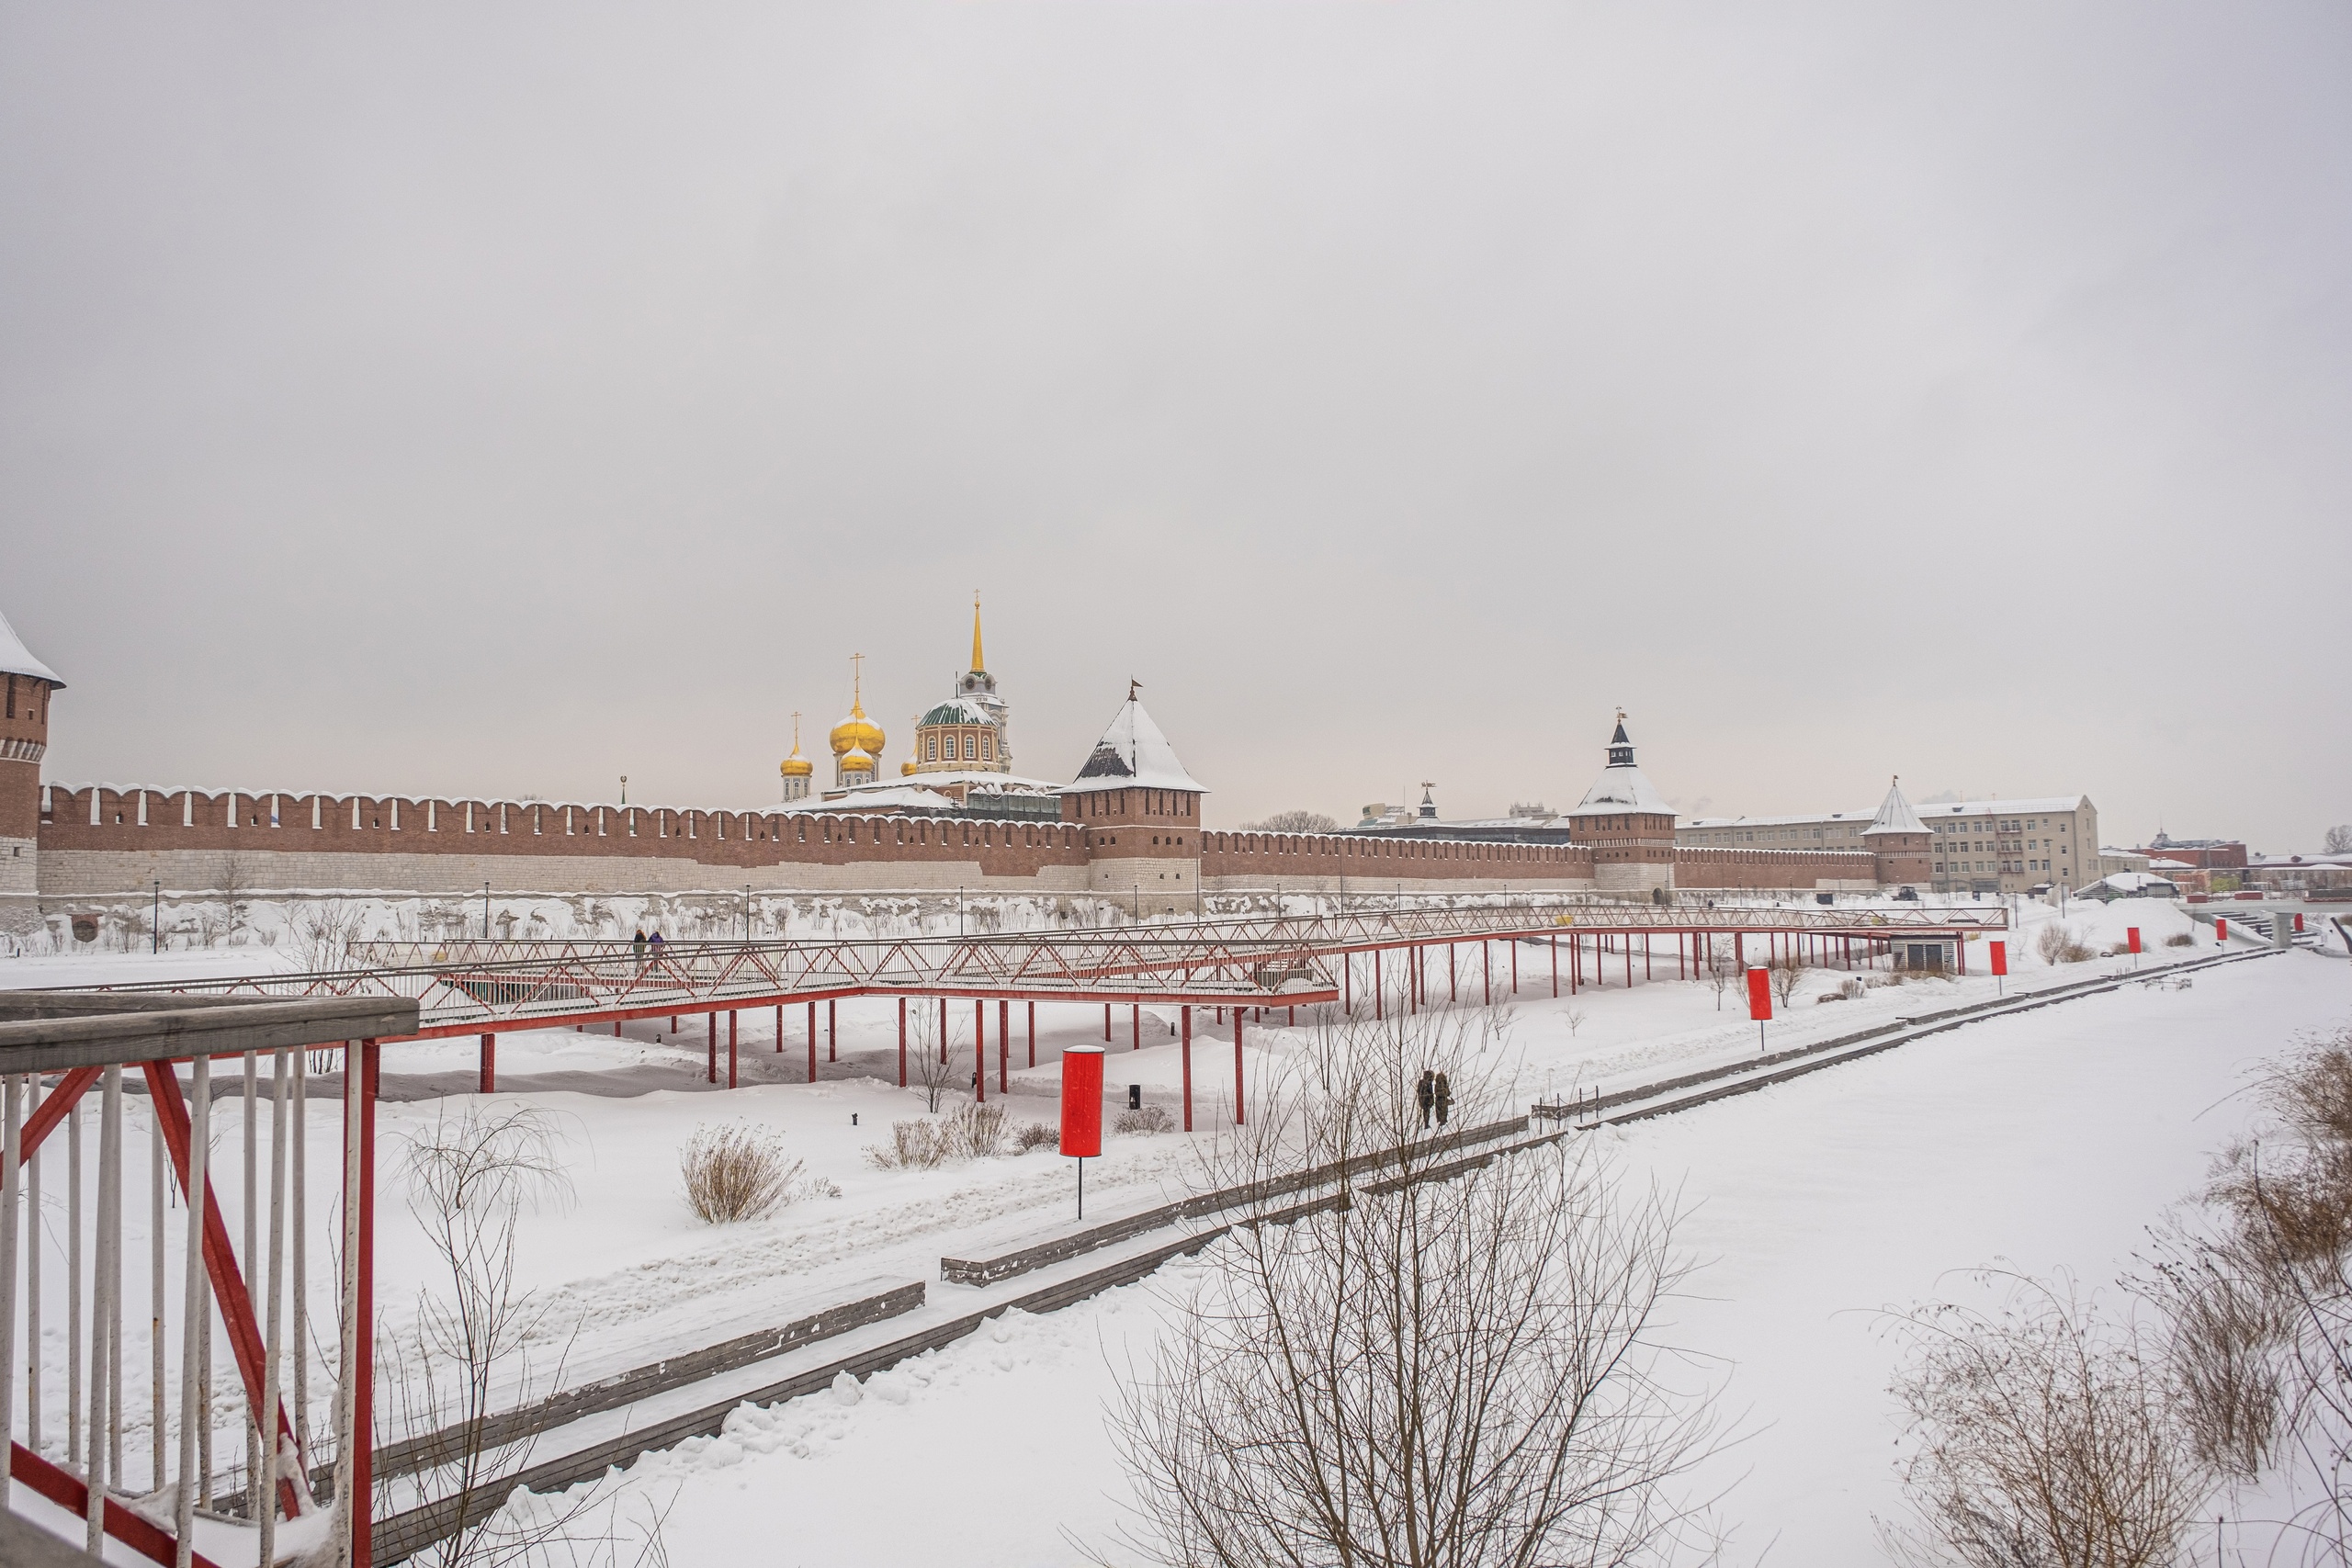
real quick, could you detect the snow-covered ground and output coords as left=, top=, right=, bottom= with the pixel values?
left=6, top=895, right=2343, bottom=1564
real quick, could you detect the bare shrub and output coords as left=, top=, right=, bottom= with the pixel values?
left=678, top=1123, right=798, bottom=1224
left=945, top=1100, right=1008, bottom=1159
left=1104, top=1007, right=1719, bottom=1567
left=1770, top=953, right=1806, bottom=1006
left=1239, top=809, right=1340, bottom=834
left=1114, top=1103, right=1173, bottom=1135
left=1705, top=940, right=1736, bottom=1010
left=1840, top=976, right=1868, bottom=1000
left=1879, top=1270, right=2214, bottom=1568
left=2037, top=922, right=2097, bottom=964
left=864, top=1118, right=950, bottom=1171
left=385, top=1103, right=577, bottom=1556
left=906, top=1005, right=966, bottom=1113
left=2165, top=931, right=2195, bottom=948
left=2143, top=1028, right=2352, bottom=1548
left=1012, top=1122, right=1058, bottom=1153
left=1563, top=1004, right=1587, bottom=1037
left=292, top=898, right=367, bottom=972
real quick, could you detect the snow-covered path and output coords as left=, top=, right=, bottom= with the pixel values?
left=571, top=947, right=2347, bottom=1567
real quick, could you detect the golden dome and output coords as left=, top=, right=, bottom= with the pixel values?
left=900, top=760, right=918, bottom=776
left=829, top=654, right=886, bottom=759
left=840, top=747, right=876, bottom=774
left=780, top=712, right=814, bottom=777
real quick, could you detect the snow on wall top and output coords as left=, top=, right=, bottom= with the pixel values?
left=1064, top=695, right=1206, bottom=795
left=0, top=610, right=62, bottom=687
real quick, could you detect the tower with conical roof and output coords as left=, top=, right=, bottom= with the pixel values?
left=0, top=610, right=62, bottom=934
left=1566, top=710, right=1678, bottom=893
left=1862, top=774, right=1930, bottom=889
left=1062, top=682, right=1206, bottom=910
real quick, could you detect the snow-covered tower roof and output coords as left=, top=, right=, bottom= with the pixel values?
left=1064, top=685, right=1205, bottom=795
left=0, top=610, right=62, bottom=687
left=1863, top=774, right=1927, bottom=837
left=1566, top=711, right=1671, bottom=817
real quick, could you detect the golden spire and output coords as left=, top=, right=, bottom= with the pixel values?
left=829, top=654, right=885, bottom=760
left=971, top=592, right=986, bottom=674
left=851, top=651, right=866, bottom=716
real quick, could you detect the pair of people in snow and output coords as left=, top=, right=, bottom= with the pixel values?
left=631, top=929, right=665, bottom=962
left=1416, top=1068, right=1453, bottom=1129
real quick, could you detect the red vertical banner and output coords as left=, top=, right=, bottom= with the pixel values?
left=2126, top=927, right=2142, bottom=954
left=1989, top=941, right=2007, bottom=976
left=1746, top=966, right=1771, bottom=1021
left=2216, top=918, right=2229, bottom=943
left=1061, top=1046, right=1103, bottom=1157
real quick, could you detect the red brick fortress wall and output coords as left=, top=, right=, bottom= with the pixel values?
left=1672, top=844, right=1880, bottom=889
left=1204, top=830, right=1597, bottom=889
left=37, top=785, right=1092, bottom=897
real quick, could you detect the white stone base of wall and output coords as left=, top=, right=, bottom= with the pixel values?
left=37, top=848, right=1094, bottom=901
left=1592, top=862, right=1673, bottom=894
left=1203, top=875, right=1597, bottom=897
left=1088, top=856, right=1199, bottom=915
left=0, top=837, right=33, bottom=897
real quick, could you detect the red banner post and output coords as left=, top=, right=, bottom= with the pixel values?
left=1746, top=965, right=1771, bottom=1054
left=1989, top=939, right=2007, bottom=997
left=1061, top=1045, right=1104, bottom=1218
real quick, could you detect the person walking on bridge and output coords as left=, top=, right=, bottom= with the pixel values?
left=632, top=928, right=647, bottom=964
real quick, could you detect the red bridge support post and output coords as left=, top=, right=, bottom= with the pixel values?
left=828, top=999, right=837, bottom=1063
left=1232, top=1010, right=1245, bottom=1126
left=1181, top=1006, right=1193, bottom=1132
left=807, top=1001, right=817, bottom=1084
left=1027, top=1002, right=1035, bottom=1068
left=975, top=998, right=987, bottom=1104
left=728, top=1010, right=738, bottom=1089
left=1000, top=999, right=1011, bottom=1093
left=480, top=1032, right=495, bottom=1094
left=898, top=998, right=908, bottom=1089
left=706, top=1014, right=717, bottom=1084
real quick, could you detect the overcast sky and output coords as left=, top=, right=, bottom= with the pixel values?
left=3, top=3, right=2346, bottom=850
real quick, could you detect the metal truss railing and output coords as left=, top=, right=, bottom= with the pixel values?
left=65, top=900, right=2005, bottom=1042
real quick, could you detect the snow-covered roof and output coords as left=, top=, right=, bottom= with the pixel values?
left=1566, top=716, right=1673, bottom=818
left=784, top=784, right=962, bottom=816
left=1681, top=811, right=1872, bottom=829
left=0, top=610, right=62, bottom=687
left=1566, top=765, right=1673, bottom=817
left=1064, top=694, right=1206, bottom=795
left=1863, top=777, right=1927, bottom=837
left=898, top=770, right=1061, bottom=794
left=917, top=698, right=996, bottom=728
left=2085, top=872, right=2178, bottom=894
left=1919, top=795, right=2090, bottom=818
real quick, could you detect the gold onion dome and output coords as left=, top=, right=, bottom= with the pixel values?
left=829, top=655, right=887, bottom=759
left=840, top=747, right=876, bottom=773
left=829, top=699, right=885, bottom=760
left=780, top=713, right=814, bottom=778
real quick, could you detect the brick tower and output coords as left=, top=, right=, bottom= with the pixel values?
left=1566, top=711, right=1678, bottom=893
left=1062, top=683, right=1205, bottom=916
left=1863, top=775, right=1931, bottom=890
left=0, top=610, right=62, bottom=937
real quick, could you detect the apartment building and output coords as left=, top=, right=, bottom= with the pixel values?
left=1919, top=795, right=2098, bottom=895
left=1682, top=793, right=2099, bottom=897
